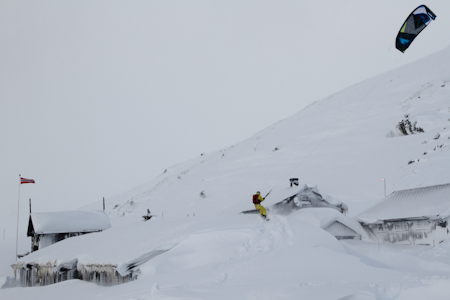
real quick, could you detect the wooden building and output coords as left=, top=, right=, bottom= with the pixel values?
left=27, top=210, right=111, bottom=252
left=356, top=183, right=450, bottom=246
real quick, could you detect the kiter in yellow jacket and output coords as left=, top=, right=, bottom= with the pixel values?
left=253, top=191, right=267, bottom=219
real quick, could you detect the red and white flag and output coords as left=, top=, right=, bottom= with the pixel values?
left=20, top=177, right=35, bottom=184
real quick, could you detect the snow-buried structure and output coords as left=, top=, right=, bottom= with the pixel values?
left=27, top=210, right=111, bottom=252
left=242, top=184, right=348, bottom=215
left=11, top=249, right=170, bottom=287
left=298, top=208, right=371, bottom=241
left=356, top=183, right=450, bottom=246
left=242, top=185, right=358, bottom=240
left=13, top=209, right=173, bottom=287
left=273, top=184, right=348, bottom=214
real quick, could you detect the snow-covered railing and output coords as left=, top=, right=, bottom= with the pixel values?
left=11, top=249, right=171, bottom=287
left=80, top=263, right=134, bottom=286
left=11, top=261, right=134, bottom=287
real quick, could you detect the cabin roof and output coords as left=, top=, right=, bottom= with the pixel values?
left=29, top=210, right=111, bottom=235
left=304, top=208, right=370, bottom=240
left=356, top=183, right=450, bottom=224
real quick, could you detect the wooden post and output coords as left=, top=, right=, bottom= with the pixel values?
left=103, top=197, right=105, bottom=211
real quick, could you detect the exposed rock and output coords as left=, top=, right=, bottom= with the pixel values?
left=396, top=119, right=424, bottom=135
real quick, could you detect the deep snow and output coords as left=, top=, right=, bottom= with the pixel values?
left=2, top=46, right=450, bottom=299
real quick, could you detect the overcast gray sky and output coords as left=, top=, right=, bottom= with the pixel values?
left=1, top=1, right=449, bottom=238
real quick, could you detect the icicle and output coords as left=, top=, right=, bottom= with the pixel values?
left=11, top=262, right=25, bottom=286
left=151, top=282, right=160, bottom=295
left=78, top=263, right=119, bottom=286
left=13, top=260, right=136, bottom=287
left=36, top=261, right=57, bottom=286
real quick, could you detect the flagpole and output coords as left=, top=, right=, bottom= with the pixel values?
left=16, top=174, right=21, bottom=262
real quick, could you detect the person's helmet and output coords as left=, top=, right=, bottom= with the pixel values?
left=256, top=191, right=260, bottom=194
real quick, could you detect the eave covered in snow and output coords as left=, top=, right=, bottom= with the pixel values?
left=356, top=183, right=450, bottom=224
left=297, top=208, right=371, bottom=241
left=28, top=210, right=111, bottom=235
left=27, top=210, right=112, bottom=252
left=12, top=250, right=170, bottom=287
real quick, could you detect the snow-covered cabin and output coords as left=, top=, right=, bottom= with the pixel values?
left=241, top=184, right=348, bottom=216
left=356, top=183, right=450, bottom=246
left=272, top=184, right=348, bottom=215
left=27, top=210, right=111, bottom=252
left=298, top=208, right=370, bottom=241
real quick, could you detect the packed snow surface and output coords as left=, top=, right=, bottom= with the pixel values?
left=2, top=47, right=450, bottom=299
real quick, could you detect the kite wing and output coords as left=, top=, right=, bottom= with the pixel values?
left=396, top=5, right=436, bottom=53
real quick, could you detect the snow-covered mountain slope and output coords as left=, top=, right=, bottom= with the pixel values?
left=3, top=47, right=450, bottom=299
left=99, top=46, right=450, bottom=225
